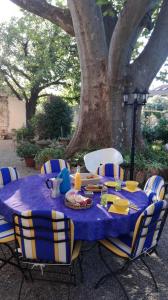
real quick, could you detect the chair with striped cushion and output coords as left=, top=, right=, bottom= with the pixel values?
left=13, top=210, right=82, bottom=298
left=0, top=214, right=16, bottom=271
left=0, top=167, right=18, bottom=269
left=0, top=167, right=19, bottom=188
left=95, top=200, right=168, bottom=297
left=144, top=175, right=165, bottom=204
left=96, top=163, right=124, bottom=180
left=41, top=159, right=70, bottom=174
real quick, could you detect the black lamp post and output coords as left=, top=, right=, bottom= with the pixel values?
left=124, top=88, right=149, bottom=180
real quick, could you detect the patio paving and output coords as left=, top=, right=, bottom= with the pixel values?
left=0, top=140, right=168, bottom=300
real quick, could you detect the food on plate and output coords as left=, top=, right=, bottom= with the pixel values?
left=86, top=174, right=98, bottom=179
left=65, top=189, right=92, bottom=208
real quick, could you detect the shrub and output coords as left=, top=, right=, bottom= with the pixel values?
left=16, top=126, right=34, bottom=142
left=34, top=96, right=72, bottom=140
left=34, top=147, right=65, bottom=165
left=142, top=118, right=168, bottom=144
left=16, top=142, right=40, bottom=158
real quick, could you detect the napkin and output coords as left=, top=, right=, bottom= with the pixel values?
left=108, top=204, right=129, bottom=215
left=122, top=187, right=141, bottom=193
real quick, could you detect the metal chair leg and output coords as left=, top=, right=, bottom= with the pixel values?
left=140, top=257, right=158, bottom=292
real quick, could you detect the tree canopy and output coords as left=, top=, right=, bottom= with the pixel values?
left=0, top=12, right=80, bottom=120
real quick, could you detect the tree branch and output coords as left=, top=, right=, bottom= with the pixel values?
left=2, top=68, right=29, bottom=101
left=108, top=0, right=154, bottom=85
left=0, top=70, right=23, bottom=100
left=39, top=79, right=66, bottom=91
left=10, top=0, right=74, bottom=36
left=130, top=0, right=168, bottom=89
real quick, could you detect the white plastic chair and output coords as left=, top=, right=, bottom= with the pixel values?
left=84, top=148, right=123, bottom=173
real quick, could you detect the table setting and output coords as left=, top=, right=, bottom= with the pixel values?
left=0, top=167, right=149, bottom=241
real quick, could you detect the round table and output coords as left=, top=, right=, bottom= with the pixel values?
left=0, top=174, right=148, bottom=241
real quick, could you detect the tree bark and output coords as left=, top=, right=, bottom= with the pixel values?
left=26, top=92, right=38, bottom=123
left=10, top=0, right=74, bottom=36
left=66, top=0, right=112, bottom=156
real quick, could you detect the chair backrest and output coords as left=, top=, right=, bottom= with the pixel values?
left=41, top=159, right=70, bottom=174
left=144, top=175, right=165, bottom=202
left=84, top=148, right=123, bottom=173
left=13, top=210, right=74, bottom=264
left=96, top=163, right=124, bottom=180
left=131, top=200, right=168, bottom=258
left=0, top=167, right=19, bottom=188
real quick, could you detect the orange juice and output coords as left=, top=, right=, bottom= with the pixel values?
left=74, top=166, right=82, bottom=190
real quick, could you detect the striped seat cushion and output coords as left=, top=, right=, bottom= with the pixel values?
left=96, top=163, right=124, bottom=180
left=0, top=167, right=19, bottom=188
left=14, top=210, right=75, bottom=264
left=41, top=159, right=70, bottom=174
left=100, top=201, right=167, bottom=260
left=100, top=234, right=132, bottom=258
left=144, top=175, right=165, bottom=202
left=0, top=215, right=14, bottom=243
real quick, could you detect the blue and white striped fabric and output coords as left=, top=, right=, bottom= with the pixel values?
left=144, top=175, right=165, bottom=203
left=0, top=215, right=14, bottom=243
left=14, top=210, right=75, bottom=264
left=41, top=159, right=70, bottom=175
left=100, top=200, right=167, bottom=259
left=96, top=163, right=124, bottom=180
left=0, top=167, right=19, bottom=188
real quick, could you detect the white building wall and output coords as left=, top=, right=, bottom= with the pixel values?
left=8, top=96, right=26, bottom=132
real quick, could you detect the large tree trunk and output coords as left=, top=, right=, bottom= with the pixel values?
left=66, top=0, right=112, bottom=156
left=26, top=93, right=38, bottom=123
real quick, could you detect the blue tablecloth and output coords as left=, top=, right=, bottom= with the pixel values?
left=0, top=174, right=148, bottom=241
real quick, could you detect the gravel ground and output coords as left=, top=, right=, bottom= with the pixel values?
left=0, top=140, right=168, bottom=300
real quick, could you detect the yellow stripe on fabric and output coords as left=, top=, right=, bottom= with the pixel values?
left=14, top=215, right=21, bottom=249
left=59, top=159, right=63, bottom=170
left=52, top=210, right=59, bottom=262
left=159, top=187, right=165, bottom=200
left=120, top=167, right=124, bottom=180
left=0, top=234, right=14, bottom=243
left=100, top=239, right=129, bottom=258
left=41, top=166, right=45, bottom=174
left=131, top=214, right=144, bottom=248
left=27, top=211, right=36, bottom=259
left=71, top=241, right=81, bottom=261
left=113, top=165, right=118, bottom=179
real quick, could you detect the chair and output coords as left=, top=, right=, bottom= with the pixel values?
left=41, top=159, right=70, bottom=174
left=0, top=167, right=19, bottom=188
left=84, top=148, right=123, bottom=173
left=144, top=175, right=165, bottom=204
left=13, top=210, right=83, bottom=299
left=96, top=163, right=124, bottom=180
left=0, top=167, right=19, bottom=270
left=95, top=200, right=168, bottom=298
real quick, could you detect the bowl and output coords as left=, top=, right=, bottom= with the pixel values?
left=70, top=173, right=101, bottom=186
left=113, top=198, right=129, bottom=211
left=125, top=181, right=139, bottom=191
